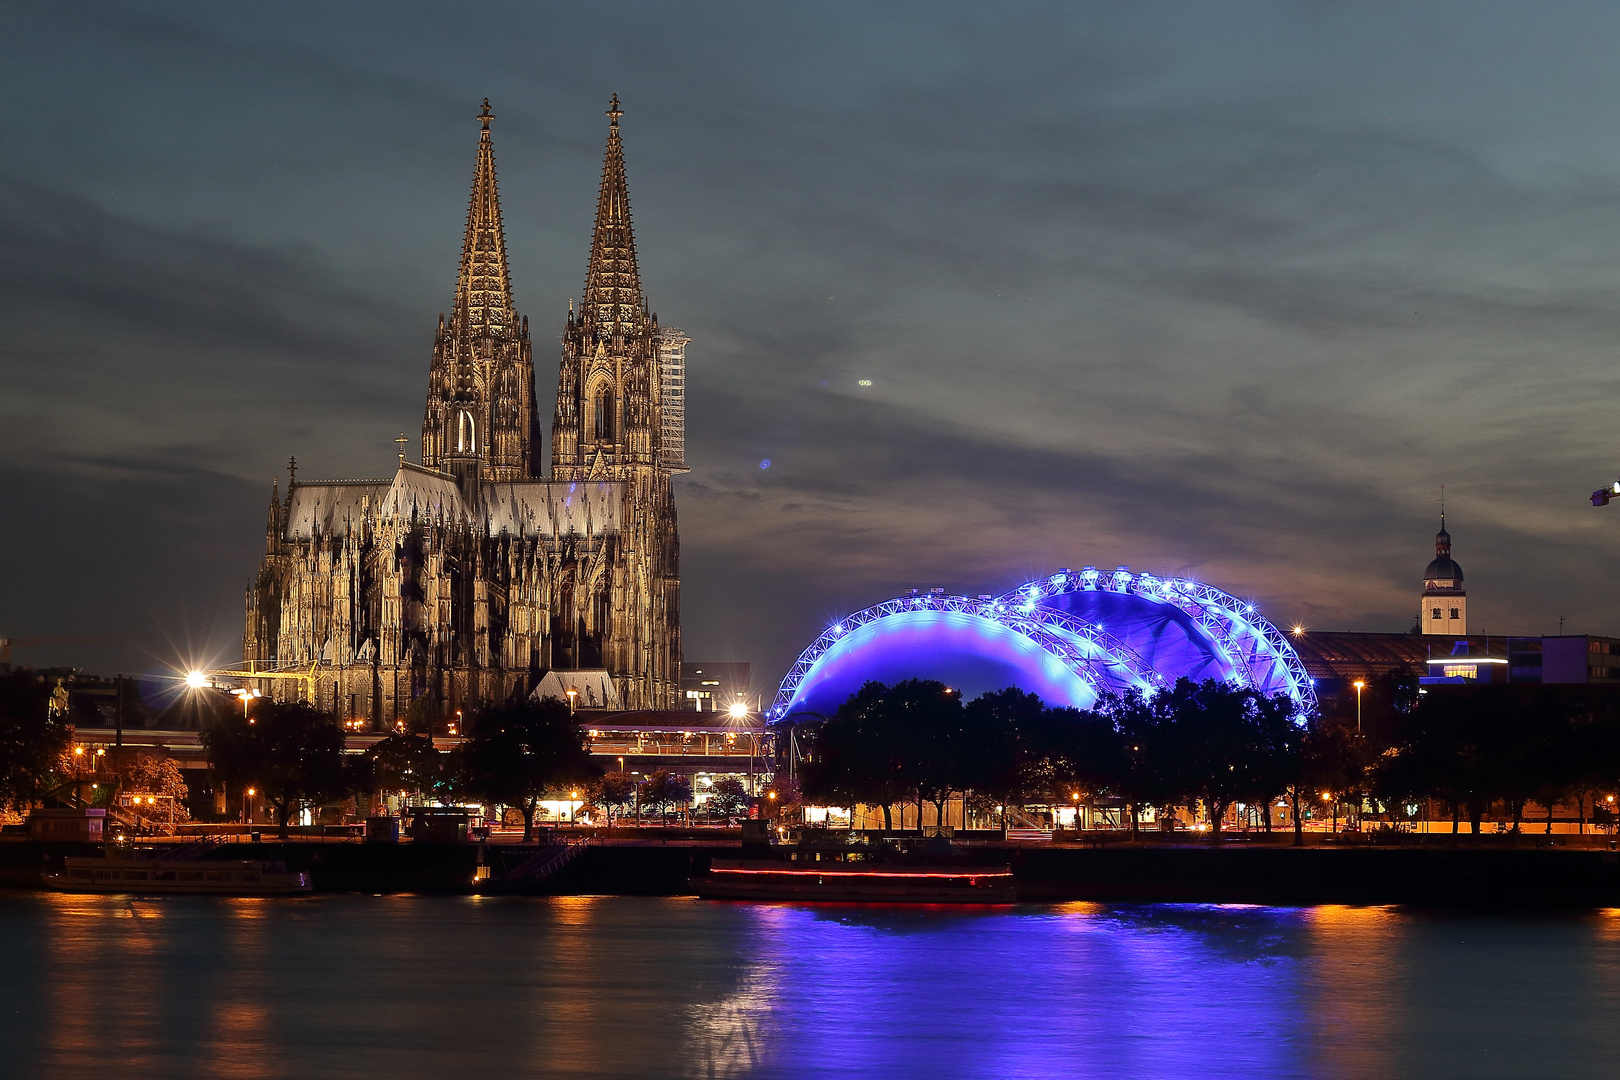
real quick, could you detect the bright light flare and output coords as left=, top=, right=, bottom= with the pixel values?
left=727, top=702, right=750, bottom=720
left=185, top=670, right=208, bottom=689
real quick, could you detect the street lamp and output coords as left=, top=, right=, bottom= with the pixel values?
left=565, top=689, right=578, bottom=714
left=185, top=670, right=208, bottom=689
left=728, top=701, right=758, bottom=800
left=1351, top=680, right=1366, bottom=734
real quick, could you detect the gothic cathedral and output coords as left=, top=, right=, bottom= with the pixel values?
left=244, top=97, right=685, bottom=724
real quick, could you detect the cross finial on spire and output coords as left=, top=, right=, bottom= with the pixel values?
left=607, top=93, right=622, bottom=127
left=395, top=432, right=409, bottom=465
left=479, top=97, right=494, bottom=131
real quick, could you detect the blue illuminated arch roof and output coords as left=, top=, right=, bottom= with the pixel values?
left=775, top=568, right=1315, bottom=719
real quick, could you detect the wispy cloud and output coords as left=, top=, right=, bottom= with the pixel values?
left=3, top=1, right=1620, bottom=680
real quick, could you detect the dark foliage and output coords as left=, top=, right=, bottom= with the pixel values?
left=0, top=672, right=70, bottom=812
left=200, top=698, right=346, bottom=837
left=453, top=696, right=599, bottom=841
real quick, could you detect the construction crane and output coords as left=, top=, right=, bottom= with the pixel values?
left=189, top=661, right=320, bottom=700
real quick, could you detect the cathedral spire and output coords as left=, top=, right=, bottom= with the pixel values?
left=452, top=98, right=515, bottom=339
left=580, top=93, right=644, bottom=339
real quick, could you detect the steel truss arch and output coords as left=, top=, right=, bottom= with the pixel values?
left=1000, top=567, right=1316, bottom=712
left=775, top=569, right=1317, bottom=719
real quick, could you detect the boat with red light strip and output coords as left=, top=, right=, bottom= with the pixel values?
left=691, top=858, right=1016, bottom=903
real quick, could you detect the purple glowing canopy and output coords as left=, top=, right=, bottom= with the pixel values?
left=774, top=568, right=1315, bottom=719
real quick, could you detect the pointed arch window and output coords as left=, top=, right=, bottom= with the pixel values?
left=457, top=409, right=478, bottom=453
left=595, top=388, right=616, bottom=442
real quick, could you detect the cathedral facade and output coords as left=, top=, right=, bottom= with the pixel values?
left=244, top=97, right=685, bottom=724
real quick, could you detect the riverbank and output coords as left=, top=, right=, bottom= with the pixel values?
left=7, top=836, right=1620, bottom=905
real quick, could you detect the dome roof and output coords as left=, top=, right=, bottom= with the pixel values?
left=1424, top=556, right=1463, bottom=583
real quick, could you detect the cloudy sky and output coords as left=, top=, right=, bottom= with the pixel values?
left=5, top=1, right=1620, bottom=688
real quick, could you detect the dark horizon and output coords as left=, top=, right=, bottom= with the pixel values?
left=5, top=3, right=1620, bottom=691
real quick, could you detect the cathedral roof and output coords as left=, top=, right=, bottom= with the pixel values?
left=579, top=95, right=646, bottom=341
left=480, top=480, right=621, bottom=538
left=379, top=463, right=469, bottom=526
left=451, top=98, right=515, bottom=341
left=281, top=464, right=621, bottom=540
left=281, top=478, right=391, bottom=540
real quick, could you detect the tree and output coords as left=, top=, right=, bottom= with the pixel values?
left=800, top=681, right=919, bottom=829
left=366, top=732, right=442, bottom=805
left=454, top=697, right=599, bottom=841
left=107, top=749, right=192, bottom=827
left=1157, top=680, right=1267, bottom=840
left=1100, top=688, right=1180, bottom=838
left=641, top=771, right=693, bottom=825
left=200, top=699, right=346, bottom=838
left=705, top=776, right=750, bottom=820
left=403, top=695, right=446, bottom=736
left=590, top=771, right=637, bottom=827
left=0, top=673, right=70, bottom=814
left=959, top=688, right=1043, bottom=826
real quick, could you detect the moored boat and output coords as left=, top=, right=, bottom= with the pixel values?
left=44, top=849, right=311, bottom=895
left=691, top=857, right=1016, bottom=903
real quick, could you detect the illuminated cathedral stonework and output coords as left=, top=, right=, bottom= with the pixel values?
left=245, top=97, right=684, bottom=724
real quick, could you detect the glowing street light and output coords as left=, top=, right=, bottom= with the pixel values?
left=185, top=670, right=208, bottom=689
left=1352, top=680, right=1366, bottom=734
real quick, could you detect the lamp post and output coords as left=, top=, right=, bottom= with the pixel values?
left=1352, top=680, right=1366, bottom=734
left=243, top=786, right=257, bottom=826
left=728, top=701, right=755, bottom=801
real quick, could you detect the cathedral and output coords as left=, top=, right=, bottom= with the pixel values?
left=244, top=97, right=685, bottom=724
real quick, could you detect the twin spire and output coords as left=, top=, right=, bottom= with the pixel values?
left=451, top=94, right=645, bottom=343
left=579, top=93, right=647, bottom=340
left=452, top=97, right=515, bottom=341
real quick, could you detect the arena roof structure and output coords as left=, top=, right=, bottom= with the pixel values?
left=774, top=567, right=1316, bottom=720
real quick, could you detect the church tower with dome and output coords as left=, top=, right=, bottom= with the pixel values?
left=1420, top=515, right=1466, bottom=635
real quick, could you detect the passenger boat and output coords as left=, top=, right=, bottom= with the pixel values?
left=43, top=849, right=311, bottom=895
left=691, top=858, right=1016, bottom=904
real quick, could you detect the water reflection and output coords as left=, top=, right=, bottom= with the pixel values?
left=3, top=894, right=1620, bottom=1079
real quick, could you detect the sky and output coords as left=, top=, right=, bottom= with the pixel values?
left=5, top=1, right=1620, bottom=692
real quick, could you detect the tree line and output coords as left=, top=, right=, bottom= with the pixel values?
left=796, top=674, right=1620, bottom=839
left=202, top=695, right=600, bottom=839
left=0, top=672, right=765, bottom=837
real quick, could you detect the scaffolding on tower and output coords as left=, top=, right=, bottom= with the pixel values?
left=657, top=328, right=690, bottom=472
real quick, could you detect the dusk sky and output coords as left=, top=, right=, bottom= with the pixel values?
left=6, top=2, right=1620, bottom=690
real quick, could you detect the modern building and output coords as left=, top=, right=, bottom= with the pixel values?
left=1506, top=636, right=1620, bottom=684
left=244, top=97, right=684, bottom=726
left=681, top=663, right=752, bottom=712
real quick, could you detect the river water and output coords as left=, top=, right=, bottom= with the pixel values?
left=3, top=894, right=1619, bottom=1079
